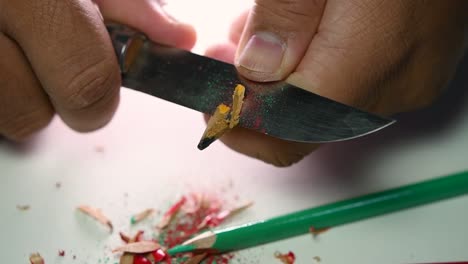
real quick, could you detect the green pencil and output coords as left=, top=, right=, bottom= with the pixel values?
left=168, top=171, right=468, bottom=255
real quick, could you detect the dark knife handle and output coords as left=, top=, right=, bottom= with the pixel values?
left=106, top=23, right=146, bottom=74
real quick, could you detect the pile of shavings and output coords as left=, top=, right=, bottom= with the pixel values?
left=112, top=192, right=253, bottom=264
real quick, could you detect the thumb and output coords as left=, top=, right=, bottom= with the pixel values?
left=235, top=0, right=326, bottom=82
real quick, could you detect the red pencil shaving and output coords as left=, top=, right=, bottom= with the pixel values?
left=117, top=246, right=169, bottom=264
left=133, top=255, right=151, bottom=264
left=274, top=251, right=296, bottom=264
left=77, top=205, right=113, bottom=232
left=198, top=201, right=253, bottom=229
left=112, top=241, right=160, bottom=254
left=111, top=192, right=251, bottom=264
left=156, top=196, right=186, bottom=229
left=29, top=253, right=44, bottom=264
left=58, top=250, right=65, bottom=257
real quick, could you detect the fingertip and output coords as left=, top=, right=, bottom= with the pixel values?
left=58, top=63, right=121, bottom=133
left=137, top=15, right=197, bottom=50
left=235, top=32, right=288, bottom=82
left=171, top=22, right=197, bottom=50
left=62, top=90, right=120, bottom=133
left=205, top=43, right=236, bottom=64
left=220, top=127, right=319, bottom=167
left=96, top=0, right=197, bottom=50
left=234, top=1, right=325, bottom=82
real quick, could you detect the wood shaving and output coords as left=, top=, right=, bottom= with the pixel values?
left=198, top=201, right=254, bottom=229
left=29, top=253, right=44, bottom=264
left=229, top=84, right=245, bottom=128
left=120, top=230, right=145, bottom=243
left=77, top=205, right=113, bottom=232
left=309, top=226, right=330, bottom=238
left=94, top=145, right=105, bottom=153
left=226, top=201, right=253, bottom=218
left=112, top=241, right=160, bottom=254
left=17, top=205, right=31, bottom=211
left=184, top=253, right=208, bottom=264
left=119, top=253, right=134, bottom=264
left=119, top=232, right=131, bottom=243
left=131, top=208, right=155, bottom=225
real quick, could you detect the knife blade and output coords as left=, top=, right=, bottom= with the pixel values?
left=107, top=24, right=395, bottom=143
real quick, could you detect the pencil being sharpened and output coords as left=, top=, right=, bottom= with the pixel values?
left=197, top=84, right=245, bottom=150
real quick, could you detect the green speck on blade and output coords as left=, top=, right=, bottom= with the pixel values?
left=130, top=216, right=136, bottom=225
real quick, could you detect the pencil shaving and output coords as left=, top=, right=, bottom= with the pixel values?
left=112, top=241, right=160, bottom=254
left=119, top=253, right=134, bottom=264
left=131, top=208, right=155, bottom=225
left=77, top=205, right=113, bottom=232
left=146, top=249, right=167, bottom=262
left=119, top=232, right=131, bottom=243
left=229, top=84, right=245, bottom=128
left=309, top=226, right=330, bottom=238
left=229, top=201, right=254, bottom=216
left=185, top=253, right=208, bottom=264
left=17, top=204, right=31, bottom=211
left=274, top=251, right=296, bottom=264
left=198, top=201, right=254, bottom=229
left=29, top=253, right=44, bottom=264
left=157, top=196, right=186, bottom=229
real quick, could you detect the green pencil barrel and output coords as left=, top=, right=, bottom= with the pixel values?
left=214, top=171, right=468, bottom=252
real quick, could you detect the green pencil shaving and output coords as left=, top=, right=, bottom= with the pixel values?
left=168, top=170, right=468, bottom=255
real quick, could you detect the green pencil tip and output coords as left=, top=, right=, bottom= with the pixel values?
left=167, top=244, right=196, bottom=256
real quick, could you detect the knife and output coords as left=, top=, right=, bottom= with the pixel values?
left=107, top=23, right=395, bottom=143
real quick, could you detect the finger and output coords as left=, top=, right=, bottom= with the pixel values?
left=235, top=0, right=326, bottom=81
left=229, top=9, right=249, bottom=45
left=1, top=0, right=121, bottom=132
left=0, top=33, right=54, bottom=141
left=223, top=127, right=319, bottom=167
left=94, top=0, right=196, bottom=50
left=205, top=43, right=318, bottom=166
left=205, top=43, right=237, bottom=64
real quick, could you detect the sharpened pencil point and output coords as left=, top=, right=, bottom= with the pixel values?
left=198, top=137, right=216, bottom=150
left=197, top=104, right=230, bottom=151
left=196, top=84, right=246, bottom=150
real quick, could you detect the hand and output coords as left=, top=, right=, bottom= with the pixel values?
left=0, top=0, right=195, bottom=141
left=206, top=0, right=468, bottom=166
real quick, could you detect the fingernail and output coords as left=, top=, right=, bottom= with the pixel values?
left=237, top=32, right=285, bottom=78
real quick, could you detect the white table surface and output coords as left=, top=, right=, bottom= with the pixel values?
left=1, top=1, right=468, bottom=263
